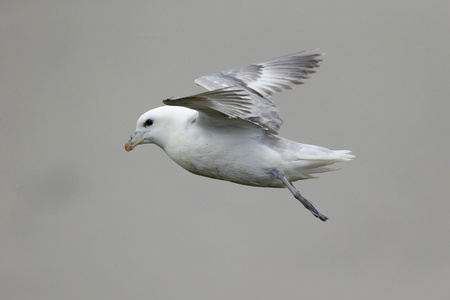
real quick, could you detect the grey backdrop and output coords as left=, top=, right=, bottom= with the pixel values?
left=1, top=1, right=449, bottom=299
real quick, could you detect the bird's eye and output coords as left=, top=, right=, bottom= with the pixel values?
left=144, top=119, right=153, bottom=127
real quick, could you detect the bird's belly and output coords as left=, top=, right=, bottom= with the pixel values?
left=166, top=143, right=284, bottom=187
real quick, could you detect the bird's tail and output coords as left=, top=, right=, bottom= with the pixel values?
left=293, top=145, right=354, bottom=179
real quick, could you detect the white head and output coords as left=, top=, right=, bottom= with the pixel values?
left=125, top=106, right=197, bottom=151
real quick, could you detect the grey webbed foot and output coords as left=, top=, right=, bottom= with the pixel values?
left=271, top=169, right=328, bottom=221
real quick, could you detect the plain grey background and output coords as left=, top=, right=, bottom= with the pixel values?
left=1, top=1, right=449, bottom=299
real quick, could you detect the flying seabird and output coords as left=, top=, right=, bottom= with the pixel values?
left=125, top=51, right=354, bottom=221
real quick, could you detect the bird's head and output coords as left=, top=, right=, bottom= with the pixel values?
left=125, top=106, right=197, bottom=152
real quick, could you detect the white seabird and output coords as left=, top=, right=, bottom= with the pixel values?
left=125, top=51, right=354, bottom=221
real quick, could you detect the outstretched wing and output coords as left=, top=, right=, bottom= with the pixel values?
left=194, top=50, right=322, bottom=98
left=163, top=87, right=282, bottom=133
left=164, top=51, right=322, bottom=133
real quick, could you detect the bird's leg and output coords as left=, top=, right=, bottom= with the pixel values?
left=271, top=169, right=328, bottom=221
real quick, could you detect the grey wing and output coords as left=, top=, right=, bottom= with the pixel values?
left=163, top=87, right=282, bottom=133
left=194, top=50, right=322, bottom=98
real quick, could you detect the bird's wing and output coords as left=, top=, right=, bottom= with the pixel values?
left=194, top=50, right=322, bottom=98
left=163, top=87, right=282, bottom=133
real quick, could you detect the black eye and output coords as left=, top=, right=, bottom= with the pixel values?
left=144, top=119, right=153, bottom=127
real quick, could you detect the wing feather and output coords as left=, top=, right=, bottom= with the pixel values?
left=164, top=50, right=322, bottom=133
left=194, top=50, right=322, bottom=98
left=163, top=87, right=282, bottom=133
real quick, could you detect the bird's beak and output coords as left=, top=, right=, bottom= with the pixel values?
left=125, top=130, right=145, bottom=152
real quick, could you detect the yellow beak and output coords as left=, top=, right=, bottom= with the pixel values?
left=124, top=131, right=144, bottom=152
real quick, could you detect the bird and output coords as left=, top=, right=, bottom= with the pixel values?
left=125, top=50, right=354, bottom=221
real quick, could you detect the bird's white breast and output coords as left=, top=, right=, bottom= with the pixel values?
left=162, top=125, right=284, bottom=187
